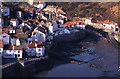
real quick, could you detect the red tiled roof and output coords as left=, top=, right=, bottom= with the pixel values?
left=23, top=20, right=27, bottom=23
left=23, top=7, right=29, bottom=11
left=27, top=41, right=43, bottom=48
left=14, top=45, right=22, bottom=50
left=10, top=19, right=17, bottom=21
left=97, top=21, right=104, bottom=24
left=64, top=22, right=69, bottom=25
left=29, top=8, right=34, bottom=12
left=4, top=45, right=22, bottom=50
left=39, top=2, right=44, bottom=4
left=115, top=25, right=120, bottom=28
left=58, top=7, right=62, bottom=9
left=70, top=22, right=74, bottom=25
left=86, top=17, right=92, bottom=20
left=105, top=22, right=112, bottom=25
left=73, top=17, right=80, bottom=20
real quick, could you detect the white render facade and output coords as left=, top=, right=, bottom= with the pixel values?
left=3, top=50, right=22, bottom=58
left=10, top=20, right=19, bottom=27
left=0, top=48, right=3, bottom=56
left=2, top=7, right=10, bottom=16
left=32, top=31, right=46, bottom=42
left=85, top=19, right=91, bottom=25
left=27, top=46, right=45, bottom=57
left=0, top=33, right=10, bottom=45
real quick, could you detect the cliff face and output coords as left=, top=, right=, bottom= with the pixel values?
left=46, top=2, right=119, bottom=24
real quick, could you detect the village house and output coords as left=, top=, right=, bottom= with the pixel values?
left=27, top=41, right=45, bottom=57
left=28, top=0, right=33, bottom=5
left=97, top=21, right=104, bottom=27
left=3, top=45, right=23, bottom=58
left=73, top=17, right=80, bottom=22
left=114, top=25, right=120, bottom=32
left=102, top=22, right=115, bottom=29
left=85, top=17, right=92, bottom=25
left=11, top=34, right=20, bottom=46
left=0, top=28, right=10, bottom=45
left=48, top=22, right=53, bottom=34
left=10, top=19, right=19, bottom=27
left=28, top=8, right=34, bottom=18
left=17, top=10, right=23, bottom=19
left=36, top=2, right=46, bottom=9
left=52, top=21, right=58, bottom=32
left=45, top=5, right=58, bottom=13
left=76, top=22, right=86, bottom=30
left=1, top=6, right=10, bottom=17
left=57, top=7, right=66, bottom=15
left=32, top=30, right=46, bottom=42
left=8, top=25, right=16, bottom=34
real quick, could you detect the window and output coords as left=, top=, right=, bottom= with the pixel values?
left=39, top=49, right=41, bottom=51
left=5, top=12, right=7, bottom=14
left=3, top=36, right=6, bottom=38
left=18, top=51, right=20, bottom=53
left=18, top=54, right=20, bottom=57
left=0, top=49, right=1, bottom=51
left=115, top=28, right=119, bottom=31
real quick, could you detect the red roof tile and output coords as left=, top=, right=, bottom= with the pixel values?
left=86, top=17, right=92, bottom=20
left=10, top=19, right=17, bottom=21
left=14, top=45, right=22, bottom=50
left=27, top=41, right=43, bottom=48
left=97, top=21, right=104, bottom=24
left=39, top=2, right=44, bottom=4
left=58, top=7, right=62, bottom=9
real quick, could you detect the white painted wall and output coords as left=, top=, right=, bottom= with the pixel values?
left=3, top=7, right=10, bottom=16
left=85, top=19, right=91, bottom=25
left=8, top=30, right=15, bottom=34
left=32, top=31, right=46, bottom=42
left=0, top=33, right=10, bottom=45
left=48, top=23, right=53, bottom=34
left=3, top=50, right=22, bottom=58
left=0, top=48, right=3, bottom=56
left=10, top=20, right=19, bottom=27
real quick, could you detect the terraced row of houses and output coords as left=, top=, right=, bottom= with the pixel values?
left=0, top=2, right=119, bottom=59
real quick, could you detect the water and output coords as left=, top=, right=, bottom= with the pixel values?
left=44, top=64, right=102, bottom=77
left=35, top=37, right=119, bottom=77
